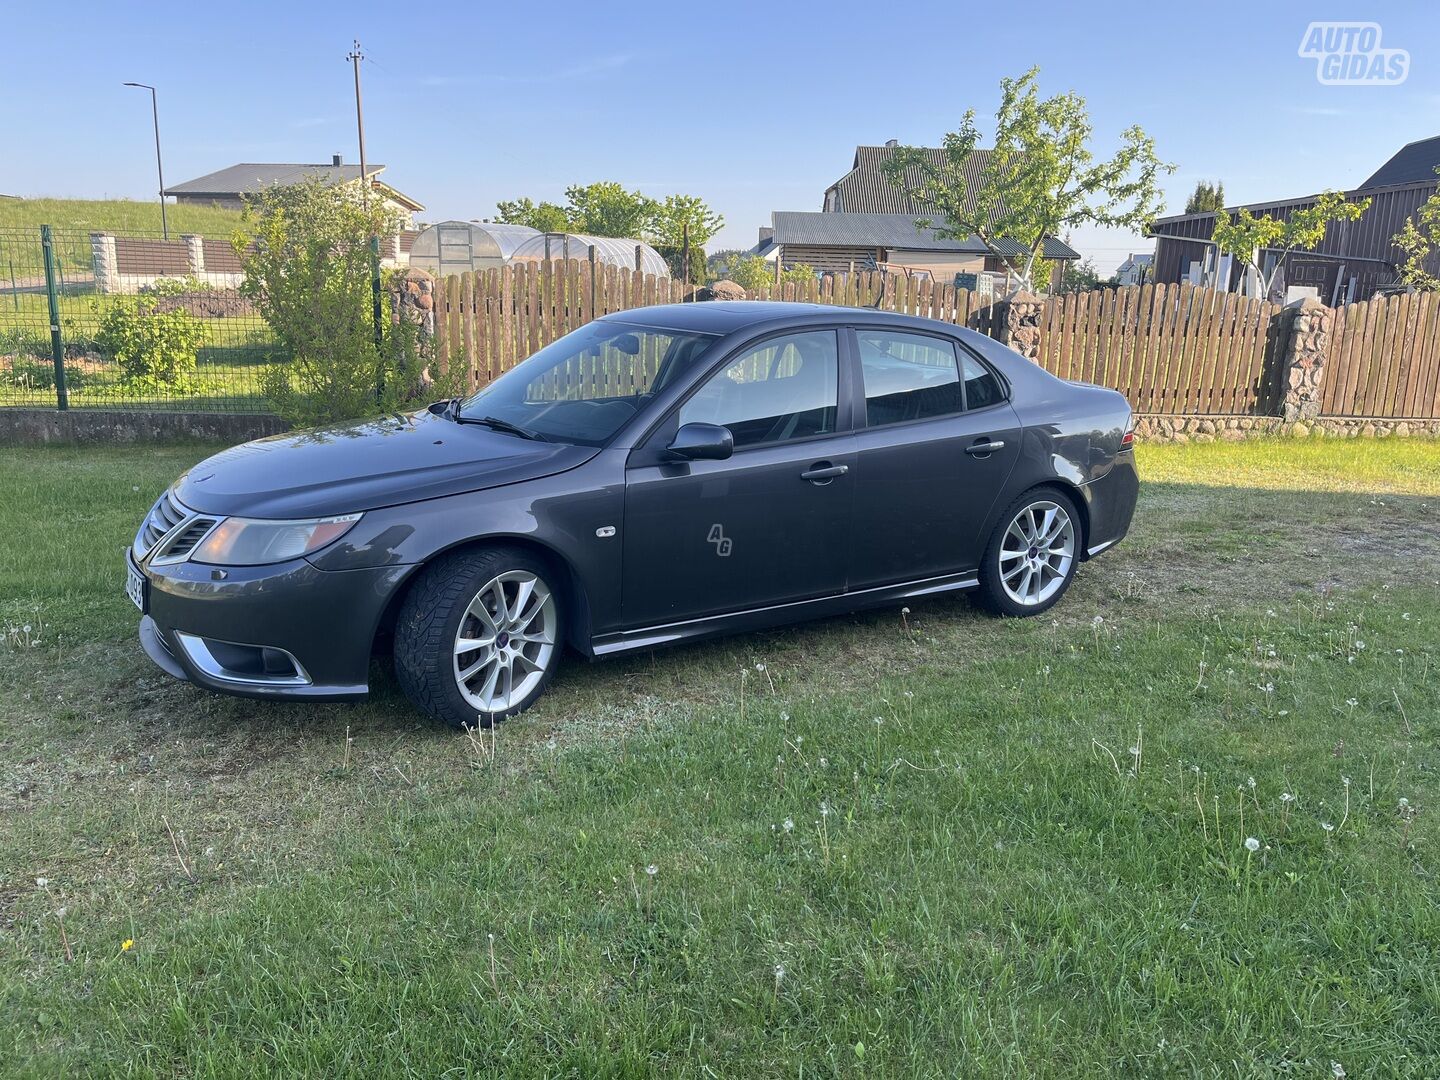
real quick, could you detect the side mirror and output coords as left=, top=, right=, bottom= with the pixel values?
left=667, top=421, right=733, bottom=461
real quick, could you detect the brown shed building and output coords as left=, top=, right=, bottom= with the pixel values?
left=1150, top=135, right=1440, bottom=304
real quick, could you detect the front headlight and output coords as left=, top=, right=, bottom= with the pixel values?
left=190, top=513, right=363, bottom=566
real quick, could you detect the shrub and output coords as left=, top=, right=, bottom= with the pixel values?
left=236, top=179, right=433, bottom=425
left=92, top=278, right=206, bottom=391
left=654, top=243, right=707, bottom=286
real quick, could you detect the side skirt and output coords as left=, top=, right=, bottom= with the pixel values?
left=589, top=571, right=979, bottom=658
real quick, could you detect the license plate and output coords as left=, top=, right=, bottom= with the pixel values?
left=126, top=561, right=148, bottom=613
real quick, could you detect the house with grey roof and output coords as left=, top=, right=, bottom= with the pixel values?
left=164, top=155, right=424, bottom=221
left=756, top=142, right=1079, bottom=290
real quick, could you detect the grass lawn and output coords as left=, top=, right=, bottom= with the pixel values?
left=2, top=438, right=1438, bottom=1076
left=0, top=198, right=241, bottom=248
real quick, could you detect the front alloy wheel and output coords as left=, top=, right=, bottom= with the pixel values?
left=976, top=490, right=1081, bottom=616
left=453, top=570, right=557, bottom=714
left=395, top=547, right=564, bottom=728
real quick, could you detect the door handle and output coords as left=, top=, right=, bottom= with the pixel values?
left=800, top=463, right=849, bottom=482
left=964, top=440, right=1005, bottom=456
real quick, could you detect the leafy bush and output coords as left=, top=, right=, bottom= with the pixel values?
left=710, top=253, right=816, bottom=292
left=654, top=243, right=707, bottom=285
left=236, top=179, right=436, bottom=425
left=92, top=278, right=207, bottom=390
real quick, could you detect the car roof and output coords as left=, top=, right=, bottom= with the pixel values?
left=600, top=301, right=954, bottom=335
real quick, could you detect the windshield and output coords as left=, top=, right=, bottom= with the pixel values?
left=457, top=321, right=718, bottom=446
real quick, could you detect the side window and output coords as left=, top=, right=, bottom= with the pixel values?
left=960, top=350, right=1005, bottom=410
left=857, top=330, right=963, bottom=426
left=678, top=331, right=838, bottom=448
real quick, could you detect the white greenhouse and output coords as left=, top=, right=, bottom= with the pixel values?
left=409, top=222, right=671, bottom=279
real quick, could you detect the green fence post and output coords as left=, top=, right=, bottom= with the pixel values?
left=40, top=225, right=69, bottom=410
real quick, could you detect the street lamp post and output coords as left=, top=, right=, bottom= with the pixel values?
left=123, top=82, right=168, bottom=239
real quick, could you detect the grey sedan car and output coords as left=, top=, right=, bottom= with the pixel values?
left=128, top=303, right=1138, bottom=727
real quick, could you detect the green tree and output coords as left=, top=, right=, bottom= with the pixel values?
left=563, top=181, right=657, bottom=238
left=649, top=194, right=724, bottom=249
left=706, top=248, right=746, bottom=281
left=883, top=66, right=1173, bottom=295
left=234, top=178, right=424, bottom=425
left=1057, top=256, right=1101, bottom=294
left=1391, top=167, right=1440, bottom=291
left=1211, top=190, right=1370, bottom=299
left=648, top=194, right=723, bottom=284
left=494, top=198, right=571, bottom=233
left=1185, top=180, right=1227, bottom=214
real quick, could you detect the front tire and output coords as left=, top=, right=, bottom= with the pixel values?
left=976, top=489, right=1081, bottom=617
left=394, top=546, right=563, bottom=728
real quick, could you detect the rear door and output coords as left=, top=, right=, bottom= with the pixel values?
left=846, top=326, right=1020, bottom=589
left=621, top=329, right=855, bottom=629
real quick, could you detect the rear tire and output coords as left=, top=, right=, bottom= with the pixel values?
left=394, top=546, right=563, bottom=728
left=976, top=488, right=1081, bottom=617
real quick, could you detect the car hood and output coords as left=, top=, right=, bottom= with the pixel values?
left=173, top=410, right=599, bottom=519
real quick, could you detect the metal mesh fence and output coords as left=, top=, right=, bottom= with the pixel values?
left=0, top=225, right=279, bottom=412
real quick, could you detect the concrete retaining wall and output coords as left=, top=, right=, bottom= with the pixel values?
left=0, top=409, right=289, bottom=447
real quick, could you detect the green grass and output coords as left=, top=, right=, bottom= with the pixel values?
left=0, top=197, right=241, bottom=242
left=2, top=439, right=1439, bottom=1076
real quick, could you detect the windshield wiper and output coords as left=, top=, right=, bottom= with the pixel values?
left=461, top=414, right=548, bottom=442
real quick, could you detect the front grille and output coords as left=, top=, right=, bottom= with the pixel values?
left=134, top=490, right=220, bottom=563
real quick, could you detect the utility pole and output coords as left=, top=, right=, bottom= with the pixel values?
left=123, top=82, right=168, bottom=238
left=347, top=40, right=369, bottom=212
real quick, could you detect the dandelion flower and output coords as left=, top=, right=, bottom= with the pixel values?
left=644, top=864, right=657, bottom=877
left=1322, top=822, right=1335, bottom=833
left=1244, top=837, right=1260, bottom=852
left=121, top=939, right=134, bottom=952
left=1280, top=792, right=1295, bottom=803
left=35, top=877, right=48, bottom=889
left=782, top=817, right=794, bottom=833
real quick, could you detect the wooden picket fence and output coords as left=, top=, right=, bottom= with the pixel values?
left=432, top=261, right=999, bottom=383
left=1035, top=284, right=1290, bottom=415
left=1323, top=291, right=1440, bottom=418
left=432, top=261, right=1436, bottom=419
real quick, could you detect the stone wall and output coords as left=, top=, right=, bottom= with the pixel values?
left=1134, top=413, right=1440, bottom=444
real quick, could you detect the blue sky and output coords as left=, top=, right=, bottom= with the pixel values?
left=4, top=1, right=1436, bottom=274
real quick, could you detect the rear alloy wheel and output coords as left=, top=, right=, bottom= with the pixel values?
left=395, top=547, right=563, bottom=728
left=976, top=490, right=1080, bottom=617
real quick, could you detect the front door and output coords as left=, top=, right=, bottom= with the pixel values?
left=622, top=329, right=854, bottom=629
left=845, top=327, right=1021, bottom=589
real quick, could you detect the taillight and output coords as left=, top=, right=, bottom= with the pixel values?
left=1121, top=428, right=1135, bottom=449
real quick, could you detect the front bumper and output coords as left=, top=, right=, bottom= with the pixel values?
left=133, top=552, right=412, bottom=702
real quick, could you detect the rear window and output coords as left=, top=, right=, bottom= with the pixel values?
left=856, top=330, right=964, bottom=426
left=960, top=351, right=1005, bottom=410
